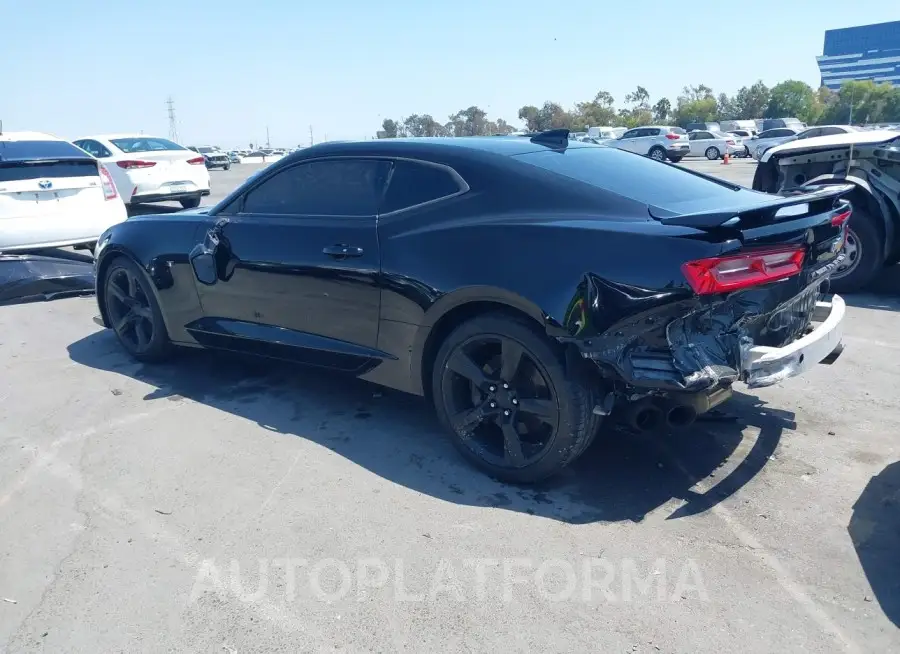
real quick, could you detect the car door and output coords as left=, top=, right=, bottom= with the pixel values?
left=616, top=129, right=642, bottom=153
left=635, top=128, right=660, bottom=154
left=187, top=157, right=392, bottom=371
left=688, top=131, right=712, bottom=156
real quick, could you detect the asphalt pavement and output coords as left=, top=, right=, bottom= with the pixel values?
left=1, top=158, right=899, bottom=653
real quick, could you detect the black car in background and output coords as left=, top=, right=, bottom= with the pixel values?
left=92, top=130, right=850, bottom=482
left=188, top=145, right=231, bottom=170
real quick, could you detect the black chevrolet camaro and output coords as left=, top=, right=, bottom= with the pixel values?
left=93, top=130, right=851, bottom=482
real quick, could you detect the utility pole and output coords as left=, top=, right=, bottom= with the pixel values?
left=309, top=125, right=313, bottom=146
left=266, top=125, right=271, bottom=149
left=166, top=96, right=179, bottom=143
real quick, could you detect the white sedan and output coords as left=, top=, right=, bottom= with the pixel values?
left=72, top=134, right=210, bottom=209
left=0, top=131, right=127, bottom=252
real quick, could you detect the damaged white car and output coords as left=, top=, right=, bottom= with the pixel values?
left=753, top=129, right=900, bottom=292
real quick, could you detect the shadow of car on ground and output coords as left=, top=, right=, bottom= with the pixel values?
left=67, top=330, right=794, bottom=525
left=849, top=461, right=900, bottom=628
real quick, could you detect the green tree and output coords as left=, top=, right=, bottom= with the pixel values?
left=732, top=81, right=770, bottom=119
left=376, top=118, right=401, bottom=139
left=652, top=98, right=671, bottom=123
left=403, top=114, right=447, bottom=137
left=765, top=80, right=816, bottom=122
left=673, top=85, right=717, bottom=127
left=717, top=93, right=737, bottom=120
left=571, top=91, right=618, bottom=129
left=516, top=101, right=573, bottom=132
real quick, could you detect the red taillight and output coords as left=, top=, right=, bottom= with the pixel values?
left=726, top=139, right=735, bottom=145
left=831, top=209, right=852, bottom=227
left=665, top=133, right=681, bottom=140
left=681, top=245, right=806, bottom=295
left=116, top=160, right=156, bottom=169
left=99, top=165, right=118, bottom=200
left=187, top=156, right=206, bottom=165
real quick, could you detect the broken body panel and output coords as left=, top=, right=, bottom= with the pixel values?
left=0, top=251, right=95, bottom=306
left=753, top=131, right=900, bottom=265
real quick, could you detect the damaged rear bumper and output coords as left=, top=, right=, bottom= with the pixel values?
left=742, top=294, right=845, bottom=388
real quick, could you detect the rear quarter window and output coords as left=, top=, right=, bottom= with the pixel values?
left=381, top=160, right=463, bottom=213
left=514, top=146, right=740, bottom=212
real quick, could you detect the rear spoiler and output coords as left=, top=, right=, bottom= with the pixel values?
left=652, top=183, right=855, bottom=230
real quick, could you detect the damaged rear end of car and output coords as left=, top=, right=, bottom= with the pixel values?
left=557, top=182, right=852, bottom=432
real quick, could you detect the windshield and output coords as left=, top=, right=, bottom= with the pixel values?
left=515, top=146, right=740, bottom=214
left=111, top=137, right=186, bottom=153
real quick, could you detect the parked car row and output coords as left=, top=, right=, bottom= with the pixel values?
left=1, top=130, right=213, bottom=253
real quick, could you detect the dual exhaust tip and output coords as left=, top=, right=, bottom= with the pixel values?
left=624, top=398, right=697, bottom=433
left=620, top=387, right=733, bottom=433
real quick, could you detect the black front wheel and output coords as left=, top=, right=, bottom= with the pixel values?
left=180, top=197, right=202, bottom=209
left=102, top=256, right=171, bottom=361
left=431, top=313, right=600, bottom=483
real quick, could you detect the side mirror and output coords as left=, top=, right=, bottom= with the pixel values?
left=190, top=243, right=218, bottom=286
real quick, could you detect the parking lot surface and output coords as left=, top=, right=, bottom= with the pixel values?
left=1, top=159, right=899, bottom=653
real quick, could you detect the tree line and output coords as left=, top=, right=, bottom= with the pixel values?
left=376, top=79, right=900, bottom=138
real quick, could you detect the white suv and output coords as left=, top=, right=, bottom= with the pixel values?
left=604, top=126, right=690, bottom=162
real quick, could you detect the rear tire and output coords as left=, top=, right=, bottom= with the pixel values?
left=101, top=256, right=172, bottom=362
left=705, top=146, right=720, bottom=160
left=431, top=312, right=600, bottom=484
left=180, top=197, right=202, bottom=209
left=648, top=146, right=666, bottom=162
left=829, top=207, right=884, bottom=294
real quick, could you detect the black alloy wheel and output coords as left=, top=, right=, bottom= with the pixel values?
left=103, top=257, right=170, bottom=361
left=432, top=313, right=599, bottom=483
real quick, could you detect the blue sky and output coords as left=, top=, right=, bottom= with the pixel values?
left=3, top=1, right=898, bottom=147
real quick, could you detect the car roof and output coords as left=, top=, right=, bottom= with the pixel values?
left=760, top=129, right=900, bottom=161
left=294, top=136, right=598, bottom=159
left=0, top=131, right=63, bottom=142
left=76, top=133, right=166, bottom=141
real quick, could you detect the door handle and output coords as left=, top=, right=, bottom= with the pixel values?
left=322, top=244, right=364, bottom=258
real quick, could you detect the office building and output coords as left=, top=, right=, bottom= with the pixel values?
left=816, top=20, right=900, bottom=90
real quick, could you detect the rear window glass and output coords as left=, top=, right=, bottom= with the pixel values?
left=111, top=137, right=186, bottom=153
left=669, top=127, right=687, bottom=134
left=0, top=160, right=98, bottom=182
left=0, top=139, right=90, bottom=161
left=515, top=146, right=739, bottom=210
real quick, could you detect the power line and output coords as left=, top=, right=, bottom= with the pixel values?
left=167, top=96, right=179, bottom=143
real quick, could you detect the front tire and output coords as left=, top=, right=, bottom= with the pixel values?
left=829, top=207, right=884, bottom=293
left=648, top=147, right=666, bottom=162
left=667, top=156, right=684, bottom=163
left=224, top=164, right=231, bottom=171
left=180, top=197, right=202, bottom=209
left=431, top=312, right=600, bottom=484
left=705, top=146, right=720, bottom=160
left=102, top=256, right=171, bottom=362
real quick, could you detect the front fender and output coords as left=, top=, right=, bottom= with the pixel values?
left=94, top=217, right=209, bottom=343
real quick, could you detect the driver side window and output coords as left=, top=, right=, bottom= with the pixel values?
left=240, top=159, right=391, bottom=217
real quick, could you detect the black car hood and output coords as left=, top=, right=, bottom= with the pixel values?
left=0, top=252, right=95, bottom=306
